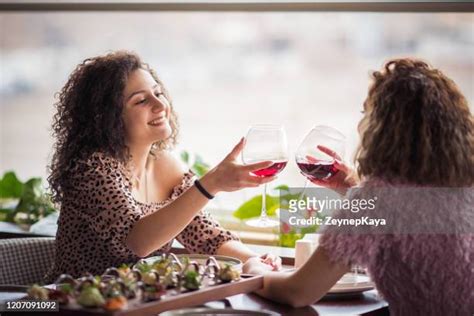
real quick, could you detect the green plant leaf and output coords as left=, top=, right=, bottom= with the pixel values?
left=278, top=225, right=319, bottom=248
left=0, top=173, right=57, bottom=225
left=0, top=171, right=24, bottom=198
left=233, top=194, right=279, bottom=220
left=194, top=154, right=208, bottom=165
left=0, top=208, right=13, bottom=222
left=191, top=164, right=208, bottom=178
left=180, top=151, right=190, bottom=164
left=273, top=184, right=290, bottom=192
left=192, top=154, right=210, bottom=177
left=179, top=151, right=210, bottom=178
left=22, top=178, right=43, bottom=201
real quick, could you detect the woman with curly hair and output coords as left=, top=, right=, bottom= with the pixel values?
left=46, top=51, right=281, bottom=281
left=243, top=58, right=474, bottom=315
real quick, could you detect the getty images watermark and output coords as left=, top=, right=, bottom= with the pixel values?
left=279, top=186, right=474, bottom=234
left=287, top=194, right=385, bottom=227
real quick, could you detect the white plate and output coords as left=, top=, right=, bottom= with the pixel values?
left=328, top=273, right=374, bottom=294
left=143, top=254, right=243, bottom=271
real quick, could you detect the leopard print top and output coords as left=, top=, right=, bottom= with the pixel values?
left=45, top=152, right=239, bottom=282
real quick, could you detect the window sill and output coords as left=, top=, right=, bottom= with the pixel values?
left=207, top=208, right=282, bottom=246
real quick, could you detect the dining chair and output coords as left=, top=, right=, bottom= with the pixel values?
left=0, top=237, right=55, bottom=285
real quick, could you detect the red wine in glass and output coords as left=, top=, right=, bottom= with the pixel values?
left=297, top=160, right=339, bottom=180
left=251, top=160, right=288, bottom=177
left=242, top=124, right=288, bottom=227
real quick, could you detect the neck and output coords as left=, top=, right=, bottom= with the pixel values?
left=127, top=143, right=153, bottom=180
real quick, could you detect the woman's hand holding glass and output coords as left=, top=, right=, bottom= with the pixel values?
left=296, top=126, right=357, bottom=196
left=306, top=145, right=358, bottom=195
left=200, top=138, right=277, bottom=195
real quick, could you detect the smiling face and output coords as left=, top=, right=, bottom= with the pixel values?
left=122, top=68, right=173, bottom=147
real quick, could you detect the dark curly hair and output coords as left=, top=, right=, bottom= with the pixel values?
left=48, top=51, right=179, bottom=204
left=356, top=58, right=474, bottom=186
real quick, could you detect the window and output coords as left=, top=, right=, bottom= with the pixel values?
left=1, top=2, right=472, bottom=244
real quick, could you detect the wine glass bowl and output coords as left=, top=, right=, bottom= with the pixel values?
left=296, top=126, right=345, bottom=182
left=242, top=125, right=289, bottom=227
left=250, top=161, right=288, bottom=177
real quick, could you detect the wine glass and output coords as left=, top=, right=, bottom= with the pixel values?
left=296, top=126, right=350, bottom=274
left=242, top=125, right=289, bottom=227
left=296, top=126, right=345, bottom=191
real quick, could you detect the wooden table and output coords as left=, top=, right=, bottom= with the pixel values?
left=0, top=227, right=388, bottom=315
left=201, top=290, right=389, bottom=316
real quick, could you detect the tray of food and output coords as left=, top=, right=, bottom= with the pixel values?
left=25, top=253, right=263, bottom=316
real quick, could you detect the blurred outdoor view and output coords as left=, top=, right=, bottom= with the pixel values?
left=1, top=12, right=473, bottom=239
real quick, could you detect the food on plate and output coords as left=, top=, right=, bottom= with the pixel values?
left=141, top=281, right=166, bottom=302
left=162, top=270, right=179, bottom=289
left=77, top=285, right=105, bottom=308
left=27, top=284, right=49, bottom=300
left=218, top=264, right=241, bottom=283
left=117, top=264, right=131, bottom=279
left=102, top=285, right=127, bottom=311
left=48, top=288, right=70, bottom=305
left=182, top=270, right=201, bottom=291
left=25, top=253, right=244, bottom=310
left=103, top=294, right=127, bottom=311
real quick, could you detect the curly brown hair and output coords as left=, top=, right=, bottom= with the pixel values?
left=48, top=51, right=179, bottom=203
left=356, top=58, right=474, bottom=187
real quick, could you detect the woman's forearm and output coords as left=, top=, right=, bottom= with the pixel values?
left=216, top=240, right=259, bottom=262
left=125, top=140, right=276, bottom=257
left=126, top=174, right=217, bottom=257
left=251, top=247, right=349, bottom=307
left=254, top=270, right=299, bottom=305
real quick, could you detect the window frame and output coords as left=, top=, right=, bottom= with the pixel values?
left=1, top=0, right=472, bottom=252
left=0, top=0, right=472, bottom=13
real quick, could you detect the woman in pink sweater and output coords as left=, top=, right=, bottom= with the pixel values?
left=243, top=58, right=474, bottom=315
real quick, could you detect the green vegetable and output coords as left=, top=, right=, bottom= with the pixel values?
left=77, top=286, right=105, bottom=307
left=182, top=271, right=201, bottom=291
left=58, top=283, right=73, bottom=295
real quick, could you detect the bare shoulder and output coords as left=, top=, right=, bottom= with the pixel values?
left=149, top=150, right=188, bottom=179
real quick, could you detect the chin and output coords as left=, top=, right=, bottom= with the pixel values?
left=153, top=124, right=173, bottom=143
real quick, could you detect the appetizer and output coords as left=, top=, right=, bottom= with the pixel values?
left=162, top=269, right=179, bottom=289
left=218, top=264, right=241, bottom=283
left=182, top=270, right=201, bottom=291
left=103, top=294, right=127, bottom=311
left=48, top=287, right=70, bottom=305
left=77, top=284, right=105, bottom=308
left=25, top=253, right=244, bottom=310
left=27, top=284, right=49, bottom=300
left=102, top=282, right=127, bottom=311
left=141, top=281, right=166, bottom=302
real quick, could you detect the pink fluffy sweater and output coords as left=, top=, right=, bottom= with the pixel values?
left=319, top=178, right=474, bottom=315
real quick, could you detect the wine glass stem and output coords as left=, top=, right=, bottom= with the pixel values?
left=298, top=179, right=309, bottom=200
left=260, top=183, right=268, bottom=219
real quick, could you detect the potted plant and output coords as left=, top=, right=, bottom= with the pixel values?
left=0, top=171, right=57, bottom=230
